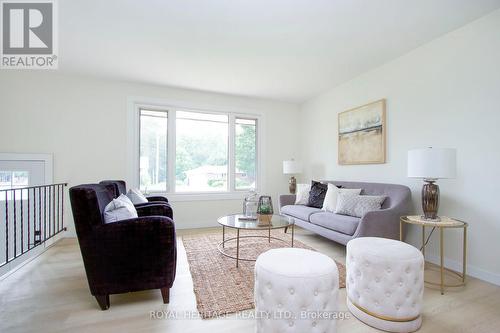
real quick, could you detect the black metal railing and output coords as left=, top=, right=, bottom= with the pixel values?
left=0, top=183, right=68, bottom=268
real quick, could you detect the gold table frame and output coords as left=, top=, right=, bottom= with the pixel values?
left=400, top=216, right=468, bottom=295
left=217, top=214, right=295, bottom=268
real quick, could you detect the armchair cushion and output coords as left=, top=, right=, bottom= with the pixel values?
left=103, top=194, right=137, bottom=223
left=126, top=188, right=148, bottom=204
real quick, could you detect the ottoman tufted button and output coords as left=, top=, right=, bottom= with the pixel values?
left=386, top=267, right=391, bottom=273
left=289, top=320, right=294, bottom=327
left=278, top=303, right=282, bottom=308
left=375, top=301, right=379, bottom=306
left=399, top=280, right=404, bottom=287
left=289, top=288, right=295, bottom=295
left=396, top=305, right=400, bottom=310
left=405, top=267, right=411, bottom=274
left=375, top=277, right=380, bottom=283
left=267, top=282, right=272, bottom=290
left=385, top=291, right=391, bottom=298
left=314, top=290, right=319, bottom=296
left=312, top=321, right=317, bottom=327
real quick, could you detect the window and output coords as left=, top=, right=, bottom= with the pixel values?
left=235, top=118, right=257, bottom=190
left=134, top=104, right=260, bottom=196
left=139, top=109, right=168, bottom=192
left=0, top=171, right=29, bottom=190
left=176, top=111, right=229, bottom=192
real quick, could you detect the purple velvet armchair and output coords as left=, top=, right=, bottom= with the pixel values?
left=69, top=184, right=177, bottom=310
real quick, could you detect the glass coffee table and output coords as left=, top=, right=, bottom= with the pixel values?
left=217, top=214, right=295, bottom=267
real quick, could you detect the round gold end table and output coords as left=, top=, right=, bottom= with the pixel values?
left=400, top=215, right=468, bottom=295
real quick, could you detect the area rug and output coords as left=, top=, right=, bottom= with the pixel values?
left=182, top=229, right=346, bottom=319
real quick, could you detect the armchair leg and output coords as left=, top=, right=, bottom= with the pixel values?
left=161, top=287, right=170, bottom=304
left=284, top=227, right=288, bottom=234
left=95, top=295, right=110, bottom=310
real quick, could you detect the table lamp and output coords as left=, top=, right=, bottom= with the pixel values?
left=283, top=159, right=302, bottom=194
left=408, top=147, right=456, bottom=221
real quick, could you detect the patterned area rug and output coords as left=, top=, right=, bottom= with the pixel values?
left=182, top=229, right=346, bottom=319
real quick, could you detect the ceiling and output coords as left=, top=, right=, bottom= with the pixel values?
left=59, top=0, right=500, bottom=103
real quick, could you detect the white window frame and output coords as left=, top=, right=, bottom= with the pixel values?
left=127, top=97, right=264, bottom=202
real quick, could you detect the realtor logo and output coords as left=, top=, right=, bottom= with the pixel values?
left=1, top=0, right=58, bottom=69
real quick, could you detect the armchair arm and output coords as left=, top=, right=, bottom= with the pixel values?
left=135, top=203, right=173, bottom=219
left=90, top=216, right=177, bottom=292
left=279, top=194, right=296, bottom=209
left=353, top=208, right=401, bottom=240
left=147, top=195, right=169, bottom=203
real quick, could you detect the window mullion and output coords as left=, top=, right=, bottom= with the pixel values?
left=167, top=110, right=176, bottom=193
left=228, top=114, right=235, bottom=192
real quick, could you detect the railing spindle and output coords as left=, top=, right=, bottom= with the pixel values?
left=21, top=189, right=24, bottom=254
left=5, top=191, right=9, bottom=264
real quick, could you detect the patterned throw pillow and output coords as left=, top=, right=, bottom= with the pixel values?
left=294, top=183, right=311, bottom=205
left=322, top=185, right=362, bottom=212
left=307, top=181, right=328, bottom=208
left=335, top=193, right=386, bottom=218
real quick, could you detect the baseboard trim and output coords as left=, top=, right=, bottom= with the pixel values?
left=425, top=254, right=500, bottom=287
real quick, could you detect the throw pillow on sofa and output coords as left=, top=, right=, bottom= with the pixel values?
left=322, top=184, right=362, bottom=212
left=307, top=181, right=329, bottom=208
left=294, top=183, right=311, bottom=205
left=104, top=194, right=138, bottom=223
left=335, top=193, right=386, bottom=218
left=126, top=188, right=148, bottom=204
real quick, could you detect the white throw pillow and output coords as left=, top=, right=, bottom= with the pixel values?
left=335, top=193, right=386, bottom=218
left=126, top=188, right=148, bottom=204
left=322, top=185, right=362, bottom=212
left=294, top=183, right=311, bottom=205
left=104, top=194, right=138, bottom=223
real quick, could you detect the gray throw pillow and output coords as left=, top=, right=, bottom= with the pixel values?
left=335, top=193, right=386, bottom=218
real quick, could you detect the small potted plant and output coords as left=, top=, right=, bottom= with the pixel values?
left=257, top=196, right=274, bottom=225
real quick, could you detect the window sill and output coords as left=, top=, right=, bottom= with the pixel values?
left=146, top=191, right=250, bottom=202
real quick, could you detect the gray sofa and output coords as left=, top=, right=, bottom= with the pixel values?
left=279, top=181, right=411, bottom=245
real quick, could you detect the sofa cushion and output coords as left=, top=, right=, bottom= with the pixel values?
left=309, top=212, right=360, bottom=236
left=281, top=205, right=322, bottom=221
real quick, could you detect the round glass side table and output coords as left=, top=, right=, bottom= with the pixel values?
left=400, top=215, right=468, bottom=295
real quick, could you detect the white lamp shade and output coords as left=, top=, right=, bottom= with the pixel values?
left=283, top=160, right=302, bottom=174
left=408, top=148, right=456, bottom=179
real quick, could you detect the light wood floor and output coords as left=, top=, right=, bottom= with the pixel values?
left=1, top=227, right=499, bottom=333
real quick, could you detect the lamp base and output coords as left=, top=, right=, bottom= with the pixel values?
left=422, top=180, right=440, bottom=220
left=289, top=176, right=297, bottom=194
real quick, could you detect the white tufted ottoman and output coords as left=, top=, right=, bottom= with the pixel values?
left=346, top=237, right=424, bottom=333
left=254, top=248, right=339, bottom=333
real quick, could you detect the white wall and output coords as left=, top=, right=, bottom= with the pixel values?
left=0, top=72, right=300, bottom=235
left=299, top=9, right=500, bottom=285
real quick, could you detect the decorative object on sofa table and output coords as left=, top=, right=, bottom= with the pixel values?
left=338, top=99, right=386, bottom=165
left=257, top=196, right=274, bottom=224
left=243, top=191, right=259, bottom=218
left=408, top=147, right=456, bottom=221
left=283, top=159, right=302, bottom=194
